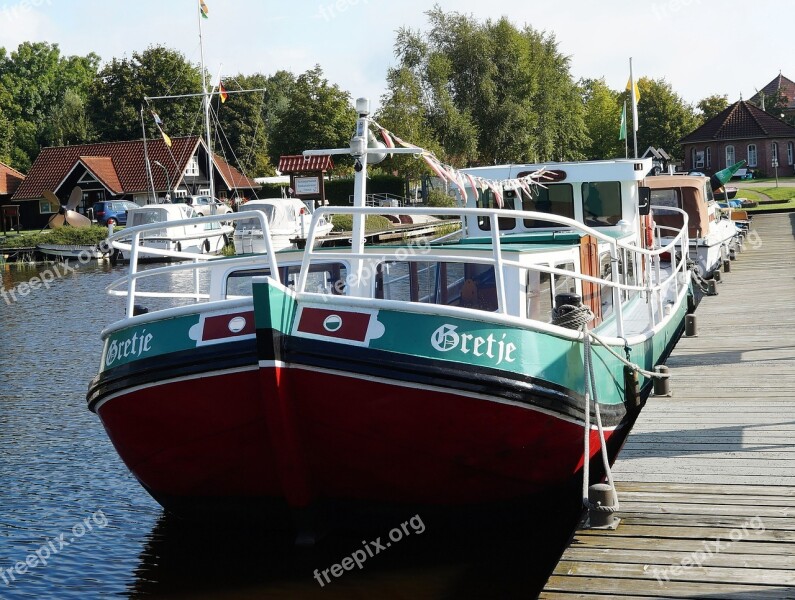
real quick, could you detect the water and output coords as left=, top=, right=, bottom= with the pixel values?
left=0, top=259, right=580, bottom=599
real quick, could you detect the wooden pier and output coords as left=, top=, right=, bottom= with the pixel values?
left=541, top=213, right=795, bottom=599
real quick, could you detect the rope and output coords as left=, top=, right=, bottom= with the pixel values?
left=581, top=322, right=620, bottom=513
left=587, top=331, right=671, bottom=379
left=552, top=303, right=594, bottom=329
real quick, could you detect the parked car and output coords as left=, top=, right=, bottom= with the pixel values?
left=93, top=200, right=139, bottom=226
left=174, top=195, right=233, bottom=217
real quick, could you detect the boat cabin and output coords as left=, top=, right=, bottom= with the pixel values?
left=644, top=175, right=716, bottom=239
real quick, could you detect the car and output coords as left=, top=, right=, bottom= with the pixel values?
left=93, top=200, right=140, bottom=226
left=173, top=195, right=233, bottom=217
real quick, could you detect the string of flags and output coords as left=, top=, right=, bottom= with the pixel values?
left=151, top=111, right=172, bottom=148
left=371, top=120, right=553, bottom=208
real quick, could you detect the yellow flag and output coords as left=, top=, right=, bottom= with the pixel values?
left=161, top=131, right=172, bottom=148
left=626, top=78, right=641, bottom=102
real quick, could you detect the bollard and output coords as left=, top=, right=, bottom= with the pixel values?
left=723, top=259, right=731, bottom=273
left=685, top=314, right=698, bottom=337
left=712, top=270, right=721, bottom=283
left=587, top=483, right=620, bottom=530
left=653, top=365, right=671, bottom=396
left=729, top=247, right=737, bottom=261
left=706, top=280, right=718, bottom=296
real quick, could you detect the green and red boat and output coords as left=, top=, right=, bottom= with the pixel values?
left=87, top=99, right=691, bottom=521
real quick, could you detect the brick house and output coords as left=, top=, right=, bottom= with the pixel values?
left=11, top=136, right=259, bottom=229
left=680, top=100, right=795, bottom=177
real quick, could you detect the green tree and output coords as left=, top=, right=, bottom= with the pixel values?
left=90, top=45, right=203, bottom=142
left=267, top=65, right=356, bottom=166
left=48, top=89, right=95, bottom=146
left=629, top=77, right=699, bottom=159
left=580, top=78, right=624, bottom=159
left=697, top=94, right=729, bottom=122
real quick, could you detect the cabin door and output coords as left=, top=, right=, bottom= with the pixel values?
left=579, top=234, right=602, bottom=326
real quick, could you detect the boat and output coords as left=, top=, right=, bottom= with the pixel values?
left=645, top=174, right=742, bottom=277
left=112, top=204, right=233, bottom=261
left=87, top=99, right=691, bottom=523
left=233, top=197, right=333, bottom=254
left=714, top=186, right=738, bottom=201
left=36, top=243, right=109, bottom=261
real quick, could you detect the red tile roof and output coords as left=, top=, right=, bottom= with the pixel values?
left=0, top=161, right=25, bottom=196
left=681, top=100, right=795, bottom=144
left=750, top=74, right=795, bottom=110
left=79, top=156, right=123, bottom=195
left=278, top=154, right=334, bottom=173
left=12, top=136, right=258, bottom=200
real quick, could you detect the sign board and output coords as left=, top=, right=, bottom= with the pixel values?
left=772, top=160, right=779, bottom=168
left=294, top=176, right=321, bottom=196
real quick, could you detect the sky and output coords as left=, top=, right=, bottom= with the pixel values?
left=0, top=0, right=787, bottom=110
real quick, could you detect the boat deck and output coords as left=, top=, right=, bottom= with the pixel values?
left=540, top=213, right=795, bottom=599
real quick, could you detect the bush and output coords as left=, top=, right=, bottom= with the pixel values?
left=331, top=214, right=393, bottom=232
left=426, top=189, right=457, bottom=208
left=0, top=226, right=110, bottom=248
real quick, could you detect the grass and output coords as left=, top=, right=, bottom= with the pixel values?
left=331, top=214, right=393, bottom=233
left=734, top=189, right=764, bottom=202
left=756, top=187, right=795, bottom=201
left=745, top=198, right=795, bottom=213
left=736, top=176, right=795, bottom=185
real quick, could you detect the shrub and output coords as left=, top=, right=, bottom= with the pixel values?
left=331, top=214, right=393, bottom=232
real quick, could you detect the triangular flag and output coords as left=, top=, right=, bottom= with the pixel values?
left=219, top=82, right=228, bottom=103
left=161, top=131, right=172, bottom=148
left=151, top=111, right=164, bottom=126
left=199, top=0, right=209, bottom=19
left=619, top=101, right=627, bottom=141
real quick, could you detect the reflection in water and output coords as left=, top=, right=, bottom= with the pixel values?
left=0, top=258, right=582, bottom=599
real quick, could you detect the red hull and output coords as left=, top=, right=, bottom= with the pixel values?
left=96, top=365, right=620, bottom=512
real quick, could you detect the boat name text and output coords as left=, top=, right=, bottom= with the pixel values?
left=430, top=324, right=516, bottom=366
left=106, top=330, right=153, bottom=367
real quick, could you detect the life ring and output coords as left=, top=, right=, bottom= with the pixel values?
left=643, top=212, right=654, bottom=248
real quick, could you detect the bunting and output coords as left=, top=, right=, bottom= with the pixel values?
left=373, top=121, right=549, bottom=210
left=151, top=111, right=172, bottom=148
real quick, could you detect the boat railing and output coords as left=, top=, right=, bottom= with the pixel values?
left=297, top=206, right=690, bottom=339
left=107, top=211, right=279, bottom=319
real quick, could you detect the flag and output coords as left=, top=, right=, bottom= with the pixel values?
left=619, top=101, right=627, bottom=141
left=219, top=82, right=228, bottom=103
left=199, top=0, right=209, bottom=19
left=151, top=112, right=172, bottom=148
left=626, top=76, right=640, bottom=132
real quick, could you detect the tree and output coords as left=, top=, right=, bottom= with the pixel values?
left=267, top=65, right=356, bottom=166
left=630, top=77, right=699, bottom=159
left=697, top=94, right=729, bottom=122
left=580, top=78, right=624, bottom=159
left=384, top=6, right=587, bottom=166
left=89, top=45, right=203, bottom=142
left=48, top=89, right=95, bottom=146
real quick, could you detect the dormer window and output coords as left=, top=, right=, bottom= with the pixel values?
left=185, top=156, right=200, bottom=177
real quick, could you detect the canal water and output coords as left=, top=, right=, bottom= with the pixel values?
left=0, top=259, right=582, bottom=599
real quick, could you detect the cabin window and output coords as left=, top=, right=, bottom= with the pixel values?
left=376, top=261, right=498, bottom=312
left=552, top=262, right=577, bottom=300
left=477, top=187, right=516, bottom=232
left=705, top=147, right=712, bottom=168
left=725, top=145, right=735, bottom=167
left=599, top=252, right=614, bottom=321
left=522, top=183, right=575, bottom=228
left=747, top=144, right=758, bottom=167
left=620, top=248, right=637, bottom=302
left=581, top=182, right=622, bottom=227
left=526, top=267, right=553, bottom=322
left=789, top=142, right=794, bottom=166
left=650, top=188, right=679, bottom=209
left=225, top=263, right=348, bottom=298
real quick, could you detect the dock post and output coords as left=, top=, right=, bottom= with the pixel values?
left=586, top=484, right=620, bottom=530
left=685, top=314, right=697, bottom=337
left=653, top=365, right=671, bottom=396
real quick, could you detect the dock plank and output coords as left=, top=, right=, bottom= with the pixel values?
left=541, top=214, right=795, bottom=598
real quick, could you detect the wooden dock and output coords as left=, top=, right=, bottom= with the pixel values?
left=541, top=213, right=795, bottom=599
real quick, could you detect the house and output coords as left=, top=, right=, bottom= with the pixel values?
left=750, top=73, right=795, bottom=120
left=680, top=100, right=795, bottom=177
left=0, top=161, right=25, bottom=203
left=11, top=136, right=259, bottom=229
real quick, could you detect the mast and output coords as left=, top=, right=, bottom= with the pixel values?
left=630, top=57, right=639, bottom=159
left=198, top=3, right=215, bottom=200
left=141, top=106, right=156, bottom=204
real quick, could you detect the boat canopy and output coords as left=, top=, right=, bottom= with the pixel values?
left=645, top=175, right=712, bottom=238
left=238, top=198, right=307, bottom=231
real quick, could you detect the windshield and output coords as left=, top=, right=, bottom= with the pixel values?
left=238, top=204, right=275, bottom=229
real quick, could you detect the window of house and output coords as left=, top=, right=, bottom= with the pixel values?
left=694, top=151, right=704, bottom=169
left=582, top=181, right=622, bottom=227
left=788, top=142, right=794, bottom=166
left=39, top=199, right=55, bottom=214
left=772, top=142, right=779, bottom=164
left=747, top=144, right=758, bottom=167
left=725, top=145, right=735, bottom=167
left=184, top=156, right=200, bottom=177
left=705, top=147, right=712, bottom=169
left=522, top=183, right=575, bottom=228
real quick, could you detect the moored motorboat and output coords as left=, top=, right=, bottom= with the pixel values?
left=87, top=99, right=691, bottom=524
left=233, top=197, right=333, bottom=254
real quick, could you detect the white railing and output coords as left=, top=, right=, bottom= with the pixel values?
left=107, top=211, right=279, bottom=319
